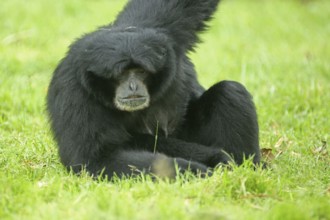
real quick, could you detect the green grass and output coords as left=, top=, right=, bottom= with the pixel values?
left=0, top=0, right=329, bottom=219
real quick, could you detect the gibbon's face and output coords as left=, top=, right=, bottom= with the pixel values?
left=114, top=67, right=150, bottom=111
left=73, top=27, right=176, bottom=111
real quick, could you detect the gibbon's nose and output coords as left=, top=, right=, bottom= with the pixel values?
left=129, top=81, right=138, bottom=92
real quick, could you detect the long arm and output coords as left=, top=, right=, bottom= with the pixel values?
left=113, top=0, right=221, bottom=51
left=129, top=133, right=231, bottom=167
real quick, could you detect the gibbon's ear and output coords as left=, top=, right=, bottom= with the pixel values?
left=112, top=0, right=220, bottom=52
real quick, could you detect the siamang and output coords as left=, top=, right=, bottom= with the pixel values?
left=47, top=0, right=260, bottom=179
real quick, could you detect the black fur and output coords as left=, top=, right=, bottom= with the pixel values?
left=47, top=0, right=260, bottom=179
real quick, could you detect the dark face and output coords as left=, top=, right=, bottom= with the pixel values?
left=114, top=68, right=150, bottom=112
left=73, top=27, right=176, bottom=112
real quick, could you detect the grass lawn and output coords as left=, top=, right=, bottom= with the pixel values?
left=0, top=0, right=329, bottom=219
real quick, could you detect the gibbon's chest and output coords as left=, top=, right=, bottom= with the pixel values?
left=122, top=84, right=190, bottom=137
left=124, top=104, right=185, bottom=138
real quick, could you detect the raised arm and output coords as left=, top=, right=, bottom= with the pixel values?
left=112, top=0, right=221, bottom=51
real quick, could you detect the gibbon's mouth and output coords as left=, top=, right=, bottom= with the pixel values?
left=122, top=95, right=145, bottom=100
left=116, top=95, right=149, bottom=111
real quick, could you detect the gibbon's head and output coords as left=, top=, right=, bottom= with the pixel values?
left=69, top=27, right=177, bottom=111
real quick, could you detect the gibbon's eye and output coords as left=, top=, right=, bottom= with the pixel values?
left=86, top=66, right=102, bottom=76
left=160, top=47, right=167, bottom=57
left=86, top=66, right=114, bottom=79
left=135, top=68, right=147, bottom=74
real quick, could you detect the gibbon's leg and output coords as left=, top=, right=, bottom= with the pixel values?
left=179, top=80, right=260, bottom=165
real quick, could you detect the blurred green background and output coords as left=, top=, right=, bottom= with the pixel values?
left=0, top=0, right=329, bottom=219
